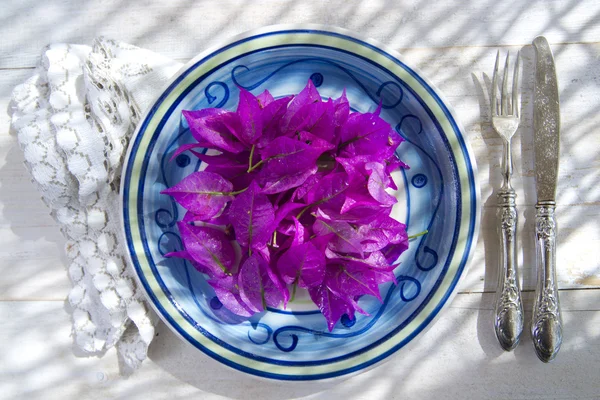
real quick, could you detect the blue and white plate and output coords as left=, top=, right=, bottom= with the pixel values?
left=121, top=25, right=480, bottom=380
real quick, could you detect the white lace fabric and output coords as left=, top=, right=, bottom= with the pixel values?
left=10, top=38, right=183, bottom=374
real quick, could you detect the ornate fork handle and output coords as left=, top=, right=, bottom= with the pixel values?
left=531, top=203, right=562, bottom=362
left=494, top=187, right=524, bottom=351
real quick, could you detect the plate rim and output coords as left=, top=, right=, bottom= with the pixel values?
left=120, top=23, right=481, bottom=380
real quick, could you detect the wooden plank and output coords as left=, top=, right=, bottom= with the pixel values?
left=2, top=0, right=600, bottom=69
left=1, top=290, right=598, bottom=399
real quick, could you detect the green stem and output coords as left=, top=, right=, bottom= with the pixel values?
left=271, top=231, right=278, bottom=247
left=296, top=205, right=310, bottom=219
left=295, top=186, right=348, bottom=219
left=196, top=187, right=248, bottom=196
left=247, top=159, right=264, bottom=173
left=228, top=187, right=248, bottom=196
left=247, top=144, right=256, bottom=173
left=260, top=278, right=267, bottom=310
left=408, top=230, right=428, bottom=240
left=290, top=282, right=298, bottom=303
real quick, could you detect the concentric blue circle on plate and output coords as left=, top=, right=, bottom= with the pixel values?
left=121, top=25, right=480, bottom=380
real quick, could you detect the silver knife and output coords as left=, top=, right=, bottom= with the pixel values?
left=531, top=36, right=562, bottom=363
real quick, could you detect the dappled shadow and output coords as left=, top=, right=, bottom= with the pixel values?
left=0, top=138, right=70, bottom=299
left=2, top=0, right=600, bottom=398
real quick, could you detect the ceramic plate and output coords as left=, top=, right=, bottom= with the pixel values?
left=121, top=25, right=480, bottom=380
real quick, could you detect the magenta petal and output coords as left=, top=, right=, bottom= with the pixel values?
left=183, top=109, right=246, bottom=154
left=238, top=253, right=287, bottom=312
left=333, top=89, right=350, bottom=128
left=169, top=143, right=206, bottom=161
left=177, top=222, right=237, bottom=278
left=183, top=208, right=231, bottom=227
left=336, top=155, right=376, bottom=180
left=238, top=255, right=266, bottom=312
left=358, top=214, right=408, bottom=252
left=309, top=234, right=334, bottom=252
left=326, top=249, right=397, bottom=287
left=199, top=152, right=251, bottom=189
left=236, top=88, right=264, bottom=145
left=340, top=186, right=380, bottom=213
left=298, top=131, right=336, bottom=152
left=373, top=268, right=398, bottom=285
left=258, top=136, right=324, bottom=194
left=326, top=249, right=394, bottom=272
left=386, top=157, right=409, bottom=174
left=208, top=275, right=254, bottom=317
left=205, top=166, right=255, bottom=192
left=291, top=171, right=328, bottom=201
left=291, top=217, right=306, bottom=246
left=313, top=218, right=364, bottom=256
left=202, top=158, right=247, bottom=176
left=385, top=158, right=409, bottom=191
left=335, top=264, right=383, bottom=301
left=276, top=220, right=296, bottom=237
left=257, top=89, right=275, bottom=108
left=273, top=202, right=305, bottom=228
left=280, top=80, right=321, bottom=132
left=308, top=279, right=354, bottom=332
left=199, top=151, right=260, bottom=191
left=229, top=181, right=275, bottom=250
left=300, top=100, right=336, bottom=142
left=304, top=172, right=349, bottom=207
left=260, top=165, right=318, bottom=195
left=196, top=152, right=248, bottom=168
left=277, top=241, right=326, bottom=288
left=260, top=136, right=323, bottom=163
left=365, top=162, right=397, bottom=206
left=164, top=250, right=190, bottom=259
left=381, top=242, right=409, bottom=265
left=258, top=96, right=294, bottom=148
left=338, top=112, right=396, bottom=158
left=161, top=171, right=233, bottom=219
left=317, top=202, right=384, bottom=224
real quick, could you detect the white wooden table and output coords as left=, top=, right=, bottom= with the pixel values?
left=1, top=1, right=599, bottom=399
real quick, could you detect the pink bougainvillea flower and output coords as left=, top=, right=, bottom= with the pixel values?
left=162, top=79, right=410, bottom=330
left=229, top=181, right=275, bottom=251
left=161, top=171, right=234, bottom=220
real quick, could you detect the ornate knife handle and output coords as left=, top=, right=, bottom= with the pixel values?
left=494, top=189, right=524, bottom=351
left=531, top=203, right=562, bottom=362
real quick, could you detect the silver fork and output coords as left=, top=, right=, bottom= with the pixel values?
left=491, top=51, right=524, bottom=351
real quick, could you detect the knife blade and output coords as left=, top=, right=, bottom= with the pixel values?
left=533, top=37, right=560, bottom=202
left=531, top=36, right=562, bottom=363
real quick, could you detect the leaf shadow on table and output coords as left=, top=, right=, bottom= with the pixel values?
left=469, top=69, right=507, bottom=361
left=3, top=0, right=600, bottom=398
left=147, top=321, right=339, bottom=399
left=467, top=35, right=600, bottom=371
left=0, top=301, right=109, bottom=400
left=144, top=291, right=600, bottom=400
left=469, top=44, right=558, bottom=363
left=140, top=1, right=600, bottom=398
left=0, top=136, right=70, bottom=299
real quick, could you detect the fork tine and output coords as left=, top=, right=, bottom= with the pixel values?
left=491, top=50, right=500, bottom=116
left=512, top=51, right=520, bottom=118
left=501, top=52, right=510, bottom=115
